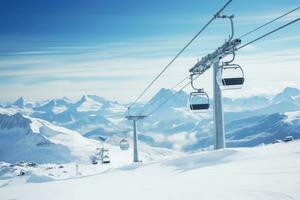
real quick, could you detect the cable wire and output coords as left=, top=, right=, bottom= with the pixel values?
left=239, top=6, right=300, bottom=39
left=143, top=17, right=300, bottom=117
left=170, top=75, right=191, bottom=90
left=237, top=17, right=300, bottom=50
left=144, top=74, right=200, bottom=116
left=135, top=75, right=190, bottom=116
left=128, top=0, right=233, bottom=110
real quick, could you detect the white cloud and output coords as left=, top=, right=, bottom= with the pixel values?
left=0, top=30, right=300, bottom=103
left=167, top=132, right=197, bottom=151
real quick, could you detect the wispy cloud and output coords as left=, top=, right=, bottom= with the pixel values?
left=0, top=6, right=299, bottom=102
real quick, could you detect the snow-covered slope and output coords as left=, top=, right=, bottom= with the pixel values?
left=186, top=111, right=300, bottom=151
left=12, top=97, right=35, bottom=108
left=0, top=111, right=99, bottom=164
left=226, top=111, right=300, bottom=147
left=272, top=87, right=300, bottom=104
left=1, top=140, right=299, bottom=200
left=75, top=95, right=104, bottom=112
left=35, top=98, right=70, bottom=114
left=0, top=108, right=180, bottom=165
left=223, top=95, right=271, bottom=112
left=225, top=101, right=300, bottom=122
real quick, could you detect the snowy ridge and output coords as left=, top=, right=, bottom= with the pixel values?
left=2, top=87, right=300, bottom=151
left=284, top=110, right=300, bottom=123
left=35, top=98, right=70, bottom=114
left=12, top=97, right=35, bottom=108
left=75, top=95, right=103, bottom=112
left=0, top=111, right=99, bottom=164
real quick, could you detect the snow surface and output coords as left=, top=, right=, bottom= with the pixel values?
left=284, top=110, right=300, bottom=123
left=52, top=105, right=68, bottom=114
left=76, top=95, right=104, bottom=112
left=0, top=141, right=299, bottom=200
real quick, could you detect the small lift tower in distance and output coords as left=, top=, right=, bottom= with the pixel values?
left=126, top=108, right=147, bottom=162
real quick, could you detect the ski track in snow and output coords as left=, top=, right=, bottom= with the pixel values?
left=0, top=141, right=299, bottom=200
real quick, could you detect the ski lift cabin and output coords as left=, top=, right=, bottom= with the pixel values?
left=189, top=73, right=210, bottom=112
left=102, top=155, right=110, bottom=164
left=189, top=90, right=210, bottom=111
left=119, top=138, right=129, bottom=151
left=100, top=148, right=110, bottom=164
left=218, top=63, right=244, bottom=90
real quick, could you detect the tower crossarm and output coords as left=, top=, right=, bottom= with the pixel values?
left=189, top=38, right=241, bottom=75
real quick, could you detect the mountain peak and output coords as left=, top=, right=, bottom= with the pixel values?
left=146, top=88, right=174, bottom=105
left=15, top=96, right=25, bottom=103
left=35, top=97, right=70, bottom=112
left=86, top=95, right=107, bottom=104
left=153, top=88, right=174, bottom=99
left=54, top=98, right=70, bottom=106
left=75, top=95, right=104, bottom=112
left=0, top=112, right=31, bottom=129
left=142, top=88, right=188, bottom=115
left=62, top=97, right=72, bottom=103
left=80, top=95, right=88, bottom=102
left=272, top=87, right=300, bottom=104
left=282, top=87, right=300, bottom=97
left=13, top=97, right=33, bottom=108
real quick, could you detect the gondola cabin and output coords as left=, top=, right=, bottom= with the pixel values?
left=119, top=138, right=129, bottom=151
left=189, top=91, right=210, bottom=111
left=218, top=64, right=244, bottom=90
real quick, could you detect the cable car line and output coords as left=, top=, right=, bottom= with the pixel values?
left=170, top=75, right=191, bottom=90
left=189, top=73, right=210, bottom=111
left=239, top=6, right=300, bottom=39
left=141, top=14, right=300, bottom=118
left=134, top=75, right=190, bottom=116
left=237, top=17, right=300, bottom=51
left=143, top=74, right=201, bottom=116
left=124, top=3, right=300, bottom=155
left=127, top=0, right=233, bottom=111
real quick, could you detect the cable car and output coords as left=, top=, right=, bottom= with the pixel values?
left=102, top=155, right=110, bottom=164
left=100, top=148, right=110, bottom=164
left=217, top=63, right=244, bottom=90
left=119, top=138, right=129, bottom=151
left=189, top=73, right=210, bottom=112
left=189, top=90, right=210, bottom=111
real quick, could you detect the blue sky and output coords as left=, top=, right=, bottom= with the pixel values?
left=0, top=0, right=300, bottom=103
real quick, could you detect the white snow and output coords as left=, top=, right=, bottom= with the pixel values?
left=0, top=107, right=16, bottom=115
left=284, top=110, right=300, bottom=123
left=0, top=141, right=299, bottom=200
left=167, top=131, right=197, bottom=150
left=76, top=96, right=103, bottom=112
left=52, top=106, right=68, bottom=114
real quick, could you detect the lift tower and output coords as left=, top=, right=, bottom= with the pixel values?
left=125, top=114, right=147, bottom=162
left=189, top=37, right=241, bottom=149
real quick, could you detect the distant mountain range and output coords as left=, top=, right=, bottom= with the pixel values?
left=0, top=108, right=99, bottom=164
left=0, top=107, right=178, bottom=164
left=1, top=86, right=300, bottom=152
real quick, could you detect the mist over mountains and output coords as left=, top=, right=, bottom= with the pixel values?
left=1, top=86, right=300, bottom=152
